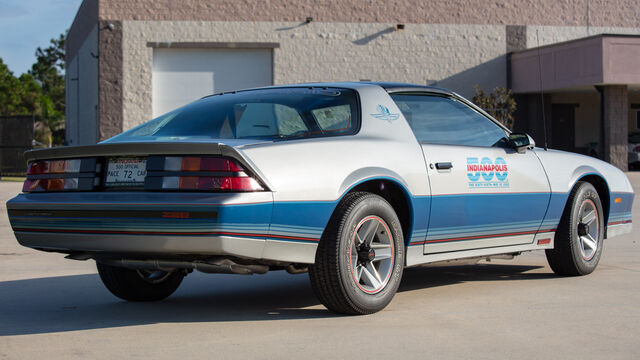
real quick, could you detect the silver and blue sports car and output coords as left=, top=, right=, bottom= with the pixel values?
left=6, top=82, right=634, bottom=314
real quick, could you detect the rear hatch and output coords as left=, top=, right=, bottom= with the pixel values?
left=7, top=141, right=274, bottom=253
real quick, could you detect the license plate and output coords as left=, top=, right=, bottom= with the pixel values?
left=105, top=158, right=147, bottom=186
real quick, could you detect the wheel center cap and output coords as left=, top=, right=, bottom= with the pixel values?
left=358, top=248, right=376, bottom=262
left=578, top=223, right=590, bottom=236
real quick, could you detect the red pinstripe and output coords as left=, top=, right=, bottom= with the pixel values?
left=12, top=228, right=319, bottom=242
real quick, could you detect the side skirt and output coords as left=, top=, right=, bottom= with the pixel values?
left=405, top=232, right=556, bottom=267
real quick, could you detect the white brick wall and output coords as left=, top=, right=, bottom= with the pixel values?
left=121, top=21, right=507, bottom=129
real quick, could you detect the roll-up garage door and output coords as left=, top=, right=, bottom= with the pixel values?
left=152, top=48, right=273, bottom=117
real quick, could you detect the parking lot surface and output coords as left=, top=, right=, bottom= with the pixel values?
left=1, top=176, right=639, bottom=359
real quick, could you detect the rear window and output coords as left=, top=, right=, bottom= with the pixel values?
left=108, top=87, right=360, bottom=142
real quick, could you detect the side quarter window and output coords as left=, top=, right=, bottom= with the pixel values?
left=390, top=93, right=508, bottom=147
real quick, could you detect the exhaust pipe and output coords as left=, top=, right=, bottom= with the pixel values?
left=285, top=264, right=309, bottom=274
left=100, top=258, right=269, bottom=275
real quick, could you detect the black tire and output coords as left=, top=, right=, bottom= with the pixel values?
left=545, top=181, right=604, bottom=276
left=97, top=262, right=184, bottom=301
left=309, top=192, right=404, bottom=315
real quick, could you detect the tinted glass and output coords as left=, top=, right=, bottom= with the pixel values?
left=108, top=87, right=359, bottom=142
left=390, top=94, right=507, bottom=147
left=629, top=131, right=640, bottom=144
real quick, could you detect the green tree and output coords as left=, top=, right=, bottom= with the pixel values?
left=0, top=58, right=25, bottom=115
left=472, top=85, right=517, bottom=130
left=0, top=58, right=44, bottom=116
left=18, top=73, right=43, bottom=115
left=0, top=32, right=67, bottom=147
left=30, top=33, right=65, bottom=110
left=29, top=33, right=66, bottom=146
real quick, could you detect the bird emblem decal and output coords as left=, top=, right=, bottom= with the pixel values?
left=370, top=105, right=400, bottom=123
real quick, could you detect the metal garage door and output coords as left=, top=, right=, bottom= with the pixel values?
left=152, top=48, right=273, bottom=117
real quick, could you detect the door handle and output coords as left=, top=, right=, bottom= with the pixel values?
left=435, top=162, right=453, bottom=170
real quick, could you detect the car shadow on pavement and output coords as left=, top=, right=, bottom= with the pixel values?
left=399, top=263, right=553, bottom=293
left=0, top=263, right=552, bottom=335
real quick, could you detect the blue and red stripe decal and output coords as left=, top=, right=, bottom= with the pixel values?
left=12, top=227, right=320, bottom=243
left=409, top=228, right=556, bottom=246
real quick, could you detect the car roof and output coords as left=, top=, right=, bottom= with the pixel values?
left=205, top=82, right=461, bottom=101
left=358, top=81, right=455, bottom=95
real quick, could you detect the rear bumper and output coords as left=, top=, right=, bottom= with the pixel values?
left=7, top=191, right=318, bottom=264
left=12, top=231, right=317, bottom=264
left=14, top=231, right=264, bottom=257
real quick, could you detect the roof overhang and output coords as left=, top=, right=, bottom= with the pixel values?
left=510, top=34, right=640, bottom=93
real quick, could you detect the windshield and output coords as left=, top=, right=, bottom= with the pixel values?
left=107, top=87, right=360, bottom=142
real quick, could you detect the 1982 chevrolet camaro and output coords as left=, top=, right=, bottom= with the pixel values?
left=6, top=82, right=634, bottom=314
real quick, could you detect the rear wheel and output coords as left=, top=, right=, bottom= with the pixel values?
left=546, top=181, right=604, bottom=276
left=309, top=192, right=404, bottom=315
left=97, top=262, right=184, bottom=301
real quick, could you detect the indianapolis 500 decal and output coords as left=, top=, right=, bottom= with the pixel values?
left=467, top=157, right=509, bottom=188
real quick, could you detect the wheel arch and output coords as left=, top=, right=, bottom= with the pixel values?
left=347, top=179, right=413, bottom=245
left=573, top=173, right=611, bottom=228
left=333, top=174, right=415, bottom=247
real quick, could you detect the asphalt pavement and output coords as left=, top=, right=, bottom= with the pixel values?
left=1, top=176, right=639, bottom=359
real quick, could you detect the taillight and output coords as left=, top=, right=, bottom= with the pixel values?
left=28, top=159, right=81, bottom=174
left=145, top=156, right=264, bottom=192
left=633, top=145, right=640, bottom=153
left=164, top=156, right=243, bottom=172
left=23, top=158, right=98, bottom=193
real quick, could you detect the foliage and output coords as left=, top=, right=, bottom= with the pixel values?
left=30, top=34, right=66, bottom=146
left=0, top=59, right=37, bottom=115
left=0, top=33, right=66, bottom=147
left=18, top=73, right=43, bottom=114
left=472, top=85, right=517, bottom=130
left=30, top=33, right=66, bottom=116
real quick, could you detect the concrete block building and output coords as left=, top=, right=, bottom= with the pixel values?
left=65, top=0, right=640, bottom=169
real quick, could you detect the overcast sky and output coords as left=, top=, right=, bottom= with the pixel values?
left=0, top=0, right=83, bottom=75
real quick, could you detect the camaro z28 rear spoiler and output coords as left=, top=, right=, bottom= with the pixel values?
left=22, top=141, right=272, bottom=191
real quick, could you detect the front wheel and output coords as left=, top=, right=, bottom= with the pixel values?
left=546, top=181, right=604, bottom=276
left=309, top=192, right=404, bottom=315
left=97, top=262, right=184, bottom=301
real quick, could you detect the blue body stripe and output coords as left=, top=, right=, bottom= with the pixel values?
left=9, top=182, right=633, bottom=246
left=421, top=192, right=551, bottom=244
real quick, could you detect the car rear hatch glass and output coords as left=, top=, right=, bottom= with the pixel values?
left=103, top=87, right=360, bottom=143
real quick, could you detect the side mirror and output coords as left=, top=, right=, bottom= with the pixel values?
left=509, top=133, right=535, bottom=154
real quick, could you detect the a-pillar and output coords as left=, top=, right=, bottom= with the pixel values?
left=600, top=85, right=629, bottom=171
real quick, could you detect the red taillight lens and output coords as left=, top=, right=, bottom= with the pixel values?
left=22, top=178, right=79, bottom=192
left=158, top=156, right=263, bottom=192
left=200, top=157, right=242, bottom=172
left=633, top=145, right=640, bottom=153
left=222, top=177, right=263, bottom=191
left=164, top=156, right=243, bottom=172
left=23, top=159, right=89, bottom=193
left=27, top=159, right=81, bottom=175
